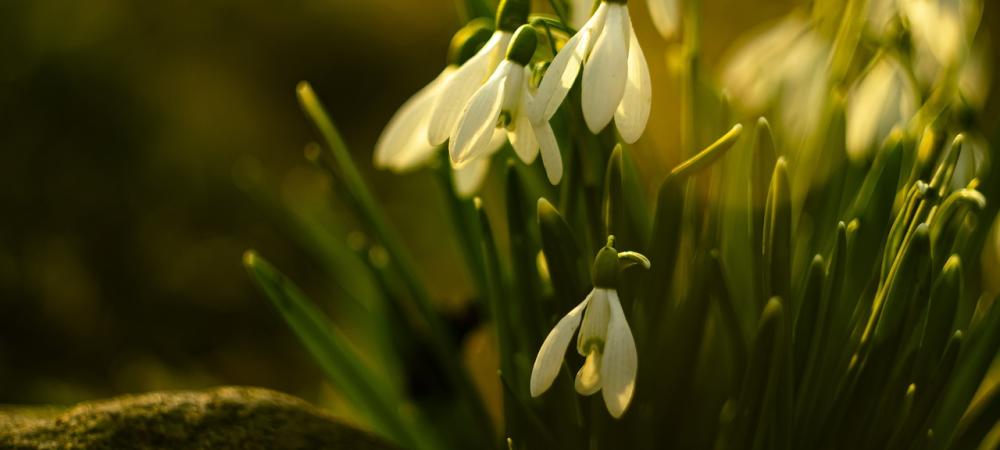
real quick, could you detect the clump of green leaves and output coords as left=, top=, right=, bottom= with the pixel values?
left=241, top=0, right=1000, bottom=449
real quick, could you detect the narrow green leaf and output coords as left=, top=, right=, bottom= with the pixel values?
left=724, top=297, right=785, bottom=450
left=537, top=198, right=589, bottom=312
left=298, top=82, right=495, bottom=444
left=603, top=144, right=624, bottom=239
left=669, top=124, right=744, bottom=180
left=764, top=158, right=792, bottom=305
left=643, top=175, right=685, bottom=312
left=916, top=255, right=962, bottom=382
left=793, top=255, right=825, bottom=392
left=243, top=251, right=431, bottom=449
left=949, top=383, right=1000, bottom=450
left=507, top=162, right=544, bottom=352
left=931, top=294, right=1000, bottom=448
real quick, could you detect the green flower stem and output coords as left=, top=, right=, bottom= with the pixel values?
left=433, top=151, right=491, bottom=316
left=296, top=82, right=495, bottom=444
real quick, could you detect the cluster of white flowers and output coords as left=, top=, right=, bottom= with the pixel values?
left=721, top=0, right=988, bottom=164
left=375, top=0, right=680, bottom=197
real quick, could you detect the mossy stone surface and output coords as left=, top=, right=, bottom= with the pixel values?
left=0, top=386, right=397, bottom=450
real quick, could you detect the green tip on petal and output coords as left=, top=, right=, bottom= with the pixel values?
left=506, top=24, right=538, bottom=66
left=449, top=18, right=495, bottom=66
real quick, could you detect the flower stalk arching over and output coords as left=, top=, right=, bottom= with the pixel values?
left=530, top=0, right=652, bottom=144
left=530, top=236, right=649, bottom=418
left=450, top=25, right=564, bottom=184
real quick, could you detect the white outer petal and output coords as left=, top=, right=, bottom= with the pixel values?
left=648, top=0, right=680, bottom=40
left=577, top=287, right=610, bottom=355
left=374, top=67, right=454, bottom=171
left=452, top=157, right=491, bottom=198
left=450, top=62, right=511, bottom=164
left=509, top=114, right=539, bottom=164
left=582, top=3, right=630, bottom=134
left=614, top=17, right=651, bottom=144
left=530, top=292, right=593, bottom=397
left=530, top=3, right=609, bottom=122
left=428, top=32, right=510, bottom=145
left=534, top=121, right=563, bottom=184
left=600, top=289, right=636, bottom=418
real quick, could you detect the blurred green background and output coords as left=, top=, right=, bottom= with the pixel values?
left=1, top=0, right=997, bottom=415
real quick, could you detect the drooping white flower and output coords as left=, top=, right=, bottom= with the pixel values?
left=373, top=21, right=500, bottom=197
left=374, top=67, right=455, bottom=172
left=530, top=237, right=649, bottom=418
left=428, top=0, right=532, bottom=147
left=531, top=0, right=651, bottom=144
left=451, top=25, right=565, bottom=184
left=647, top=0, right=680, bottom=40
left=846, top=55, right=917, bottom=162
left=902, top=0, right=971, bottom=70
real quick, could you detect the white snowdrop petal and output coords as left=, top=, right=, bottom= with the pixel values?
left=534, top=121, right=563, bottom=184
left=375, top=68, right=454, bottom=171
left=428, top=32, right=509, bottom=146
left=615, top=20, right=651, bottom=144
left=583, top=3, right=630, bottom=134
left=450, top=66, right=508, bottom=164
left=530, top=293, right=593, bottom=397
left=648, top=0, right=680, bottom=40
left=452, top=157, right=491, bottom=198
left=600, top=289, right=637, bottom=418
left=509, top=112, right=539, bottom=163
left=574, top=349, right=603, bottom=395
left=577, top=288, right=610, bottom=355
left=531, top=3, right=609, bottom=122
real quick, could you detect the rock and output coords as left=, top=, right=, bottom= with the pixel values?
left=0, top=386, right=397, bottom=450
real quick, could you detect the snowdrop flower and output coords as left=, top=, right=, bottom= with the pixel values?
left=647, top=0, right=680, bottom=40
left=902, top=0, right=974, bottom=70
left=846, top=55, right=917, bottom=162
left=451, top=25, right=565, bottom=184
left=428, top=0, right=529, bottom=147
left=531, top=0, right=651, bottom=144
left=530, top=236, right=650, bottom=418
left=721, top=14, right=829, bottom=145
left=373, top=20, right=497, bottom=196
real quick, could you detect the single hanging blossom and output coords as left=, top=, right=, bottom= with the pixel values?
left=451, top=25, right=564, bottom=184
left=647, top=0, right=680, bottom=40
left=531, top=0, right=651, bottom=143
left=845, top=55, right=917, bottom=162
left=428, top=0, right=529, bottom=147
left=374, top=21, right=497, bottom=196
left=530, top=236, right=650, bottom=418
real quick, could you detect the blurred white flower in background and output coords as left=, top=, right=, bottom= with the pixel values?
left=720, top=13, right=830, bottom=147
left=648, top=0, right=680, bottom=40
left=845, top=55, right=917, bottom=162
